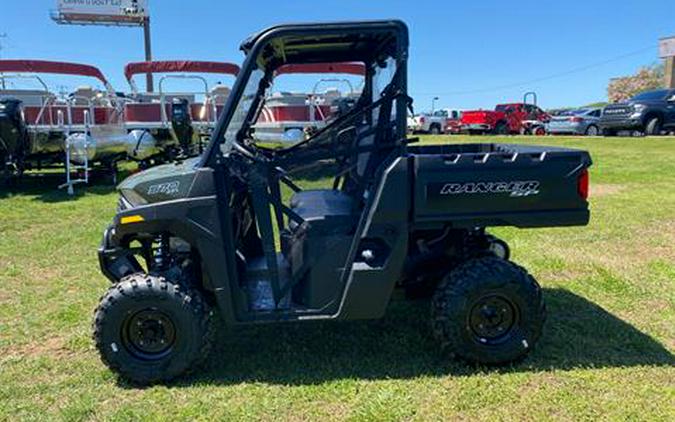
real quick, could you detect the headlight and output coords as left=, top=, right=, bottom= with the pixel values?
left=632, top=104, right=646, bottom=113
left=119, top=189, right=148, bottom=207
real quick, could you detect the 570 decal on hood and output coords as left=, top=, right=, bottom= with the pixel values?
left=147, top=181, right=180, bottom=196
left=436, top=180, right=540, bottom=197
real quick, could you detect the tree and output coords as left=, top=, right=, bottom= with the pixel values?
left=607, top=63, right=664, bottom=103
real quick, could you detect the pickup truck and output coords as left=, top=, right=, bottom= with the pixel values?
left=409, top=108, right=462, bottom=134
left=461, top=103, right=550, bottom=135
left=599, top=89, right=675, bottom=136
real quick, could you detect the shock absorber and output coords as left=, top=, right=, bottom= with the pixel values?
left=153, top=234, right=171, bottom=271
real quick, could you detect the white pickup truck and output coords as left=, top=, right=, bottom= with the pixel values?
left=408, top=108, right=462, bottom=134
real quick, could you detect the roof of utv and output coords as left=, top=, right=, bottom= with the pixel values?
left=239, top=20, right=408, bottom=66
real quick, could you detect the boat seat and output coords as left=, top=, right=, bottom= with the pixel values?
left=289, top=189, right=357, bottom=232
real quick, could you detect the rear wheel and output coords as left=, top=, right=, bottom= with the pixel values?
left=645, top=117, right=662, bottom=136
left=93, top=273, right=213, bottom=385
left=585, top=125, right=599, bottom=136
left=431, top=257, right=545, bottom=365
left=429, top=124, right=442, bottom=135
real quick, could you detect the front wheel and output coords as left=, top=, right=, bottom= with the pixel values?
left=585, top=125, right=599, bottom=136
left=645, top=117, right=662, bottom=136
left=429, top=124, right=442, bottom=135
left=431, top=257, right=545, bottom=365
left=93, top=274, right=213, bottom=385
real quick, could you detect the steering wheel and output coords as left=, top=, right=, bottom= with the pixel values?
left=231, top=139, right=266, bottom=164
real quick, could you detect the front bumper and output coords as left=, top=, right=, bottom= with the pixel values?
left=598, top=117, right=643, bottom=130
left=98, top=225, right=143, bottom=282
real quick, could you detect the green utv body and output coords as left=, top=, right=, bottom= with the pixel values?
left=94, top=20, right=592, bottom=384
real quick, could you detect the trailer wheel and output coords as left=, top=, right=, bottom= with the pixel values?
left=93, top=273, right=214, bottom=385
left=431, top=257, right=545, bottom=365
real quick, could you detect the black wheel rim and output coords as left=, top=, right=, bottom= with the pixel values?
left=468, top=294, right=519, bottom=345
left=122, top=308, right=177, bottom=360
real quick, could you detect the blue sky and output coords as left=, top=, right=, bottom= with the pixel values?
left=1, top=0, right=673, bottom=110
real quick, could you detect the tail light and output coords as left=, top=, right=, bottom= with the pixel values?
left=570, top=117, right=583, bottom=123
left=577, top=169, right=589, bottom=200
left=419, top=116, right=426, bottom=124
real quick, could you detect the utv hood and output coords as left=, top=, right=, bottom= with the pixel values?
left=118, top=157, right=213, bottom=206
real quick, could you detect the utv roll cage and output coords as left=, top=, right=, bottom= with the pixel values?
left=202, top=20, right=410, bottom=167
left=200, top=20, right=411, bottom=316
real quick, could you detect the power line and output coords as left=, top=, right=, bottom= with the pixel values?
left=412, top=45, right=655, bottom=96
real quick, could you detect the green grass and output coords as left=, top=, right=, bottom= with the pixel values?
left=1, top=135, right=674, bottom=421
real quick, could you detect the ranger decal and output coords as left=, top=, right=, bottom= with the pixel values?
left=438, top=181, right=540, bottom=197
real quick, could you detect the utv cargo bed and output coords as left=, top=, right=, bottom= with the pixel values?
left=408, top=143, right=592, bottom=229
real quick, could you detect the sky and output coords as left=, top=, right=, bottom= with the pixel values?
left=1, top=0, right=674, bottom=111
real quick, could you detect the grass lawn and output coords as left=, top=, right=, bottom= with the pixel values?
left=0, top=135, right=673, bottom=421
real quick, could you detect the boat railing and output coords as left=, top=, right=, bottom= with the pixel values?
left=158, top=74, right=210, bottom=125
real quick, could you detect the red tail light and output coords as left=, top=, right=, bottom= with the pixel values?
left=578, top=169, right=589, bottom=200
left=570, top=117, right=583, bottom=123
left=419, top=116, right=426, bottom=124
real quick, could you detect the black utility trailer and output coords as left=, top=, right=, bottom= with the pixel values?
left=94, top=20, right=592, bottom=384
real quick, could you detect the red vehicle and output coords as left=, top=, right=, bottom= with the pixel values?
left=461, top=93, right=550, bottom=135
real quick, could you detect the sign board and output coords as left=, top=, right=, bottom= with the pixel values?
left=659, top=36, right=675, bottom=58
left=53, top=0, right=149, bottom=26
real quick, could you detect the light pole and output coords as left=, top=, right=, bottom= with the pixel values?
left=431, top=96, right=439, bottom=113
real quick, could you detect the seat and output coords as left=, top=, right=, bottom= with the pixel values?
left=289, top=190, right=356, bottom=232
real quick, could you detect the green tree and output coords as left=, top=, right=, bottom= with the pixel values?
left=607, top=63, right=664, bottom=103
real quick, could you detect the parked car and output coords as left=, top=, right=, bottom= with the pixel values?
left=461, top=103, right=550, bottom=135
left=409, top=108, right=462, bottom=134
left=547, top=108, right=602, bottom=136
left=599, top=89, right=675, bottom=136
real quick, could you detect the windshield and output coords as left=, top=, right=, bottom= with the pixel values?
left=220, top=68, right=265, bottom=153
left=558, top=108, right=588, bottom=116
left=630, top=90, right=668, bottom=102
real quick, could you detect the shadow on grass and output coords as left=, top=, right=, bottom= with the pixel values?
left=0, top=167, right=133, bottom=202
left=151, top=288, right=674, bottom=388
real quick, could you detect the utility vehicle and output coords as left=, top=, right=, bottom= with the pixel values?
left=94, top=20, right=592, bottom=384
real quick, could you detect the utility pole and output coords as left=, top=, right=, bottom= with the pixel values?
left=143, top=17, right=153, bottom=92
left=0, top=33, right=7, bottom=89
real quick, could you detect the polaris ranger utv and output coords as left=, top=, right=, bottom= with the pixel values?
left=94, top=20, right=592, bottom=384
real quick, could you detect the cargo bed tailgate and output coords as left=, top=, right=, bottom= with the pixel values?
left=409, top=143, right=592, bottom=229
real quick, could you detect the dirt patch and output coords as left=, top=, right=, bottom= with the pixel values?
left=0, top=337, right=76, bottom=362
left=590, top=184, right=625, bottom=197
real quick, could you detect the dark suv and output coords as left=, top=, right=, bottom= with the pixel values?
left=599, top=89, right=675, bottom=136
